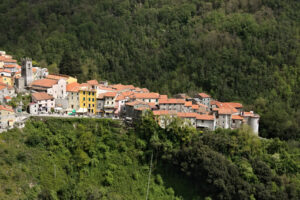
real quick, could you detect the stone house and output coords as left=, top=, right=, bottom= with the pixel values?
left=0, top=83, right=16, bottom=103
left=30, top=92, right=55, bottom=114
left=30, top=78, right=67, bottom=99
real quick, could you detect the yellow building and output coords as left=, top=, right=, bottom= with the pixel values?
left=79, top=85, right=96, bottom=114
left=0, top=76, right=13, bottom=86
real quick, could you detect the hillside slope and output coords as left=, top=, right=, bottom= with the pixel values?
left=0, top=0, right=299, bottom=139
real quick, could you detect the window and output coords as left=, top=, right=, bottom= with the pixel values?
left=92, top=92, right=95, bottom=96
left=92, top=98, right=94, bottom=102
left=202, top=120, right=204, bottom=123
left=83, top=103, right=86, bottom=106
left=89, top=92, right=91, bottom=95
left=88, top=104, right=91, bottom=108
left=88, top=98, right=90, bottom=101
left=93, top=104, right=94, bottom=107
left=83, top=91, right=85, bottom=95
left=233, top=120, right=235, bottom=123
left=83, top=97, right=85, bottom=101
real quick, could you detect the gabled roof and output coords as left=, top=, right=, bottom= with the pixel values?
left=31, top=79, right=58, bottom=88
left=159, top=98, right=185, bottom=104
left=3, top=64, right=17, bottom=68
left=196, top=114, right=215, bottom=121
left=177, top=112, right=198, bottom=118
left=67, top=82, right=81, bottom=92
left=110, top=84, right=135, bottom=91
left=198, top=93, right=211, bottom=98
left=224, top=102, right=243, bottom=108
left=32, top=92, right=54, bottom=101
left=132, top=92, right=160, bottom=99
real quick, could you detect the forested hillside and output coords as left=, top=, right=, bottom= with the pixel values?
left=0, top=0, right=300, bottom=139
left=0, top=117, right=299, bottom=199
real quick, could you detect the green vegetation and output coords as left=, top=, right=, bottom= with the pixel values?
left=0, top=0, right=299, bottom=139
left=0, top=118, right=178, bottom=199
left=0, top=117, right=299, bottom=199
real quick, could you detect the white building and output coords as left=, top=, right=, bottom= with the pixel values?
left=30, top=92, right=55, bottom=114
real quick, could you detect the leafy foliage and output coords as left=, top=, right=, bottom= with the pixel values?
left=0, top=0, right=299, bottom=139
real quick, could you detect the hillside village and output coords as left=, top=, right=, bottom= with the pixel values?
left=0, top=51, right=259, bottom=134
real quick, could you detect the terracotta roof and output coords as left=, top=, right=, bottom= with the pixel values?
left=67, top=82, right=81, bottom=92
left=103, top=92, right=117, bottom=97
left=4, top=96, right=11, bottom=99
left=177, top=112, right=198, bottom=118
left=126, top=100, right=148, bottom=106
left=232, top=115, right=244, bottom=120
left=3, top=64, right=17, bottom=68
left=32, top=68, right=37, bottom=73
left=159, top=98, right=185, bottom=104
left=87, top=80, right=99, bottom=85
left=153, top=110, right=177, bottom=116
left=192, top=105, right=199, bottom=109
left=224, top=102, right=243, bottom=108
left=184, top=101, right=193, bottom=107
left=196, top=114, right=215, bottom=121
left=198, top=93, right=211, bottom=98
left=110, top=84, right=135, bottom=91
left=0, top=105, right=14, bottom=112
left=79, top=83, right=95, bottom=91
left=214, top=108, right=233, bottom=115
left=116, top=95, right=125, bottom=101
left=121, top=91, right=135, bottom=97
left=0, top=56, right=17, bottom=63
left=0, top=69, right=12, bottom=73
left=132, top=92, right=160, bottom=99
left=31, top=79, right=58, bottom=88
left=46, top=74, right=68, bottom=80
left=32, top=92, right=54, bottom=101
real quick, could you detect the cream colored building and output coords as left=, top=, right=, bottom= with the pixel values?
left=0, top=105, right=15, bottom=129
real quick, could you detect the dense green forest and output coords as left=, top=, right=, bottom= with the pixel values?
left=0, top=117, right=299, bottom=199
left=0, top=0, right=299, bottom=138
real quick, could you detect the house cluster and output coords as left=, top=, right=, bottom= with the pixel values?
left=0, top=51, right=49, bottom=129
left=0, top=51, right=260, bottom=134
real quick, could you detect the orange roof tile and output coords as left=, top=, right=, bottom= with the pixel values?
left=0, top=105, right=14, bottom=112
left=3, top=64, right=17, bottom=68
left=87, top=80, right=99, bottom=85
left=116, top=95, right=125, bottom=101
left=198, top=93, right=211, bottom=98
left=4, top=96, right=11, bottom=99
left=192, top=105, right=199, bottom=109
left=184, top=101, right=193, bottom=107
left=46, top=74, right=68, bottom=80
left=67, top=82, right=81, bottom=92
left=132, top=92, right=160, bottom=99
left=0, top=69, right=12, bottom=73
left=32, top=92, right=54, bottom=101
left=224, top=102, right=243, bottom=108
left=177, top=112, right=198, bottom=118
left=126, top=100, right=148, bottom=106
left=32, top=68, right=37, bottom=73
left=110, top=84, right=135, bottom=91
left=31, top=79, right=58, bottom=88
left=103, top=92, right=117, bottom=97
left=232, top=115, right=244, bottom=120
left=159, top=98, right=185, bottom=104
left=196, top=114, right=215, bottom=121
